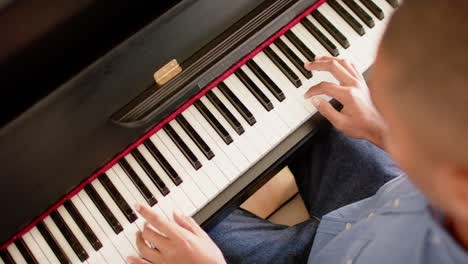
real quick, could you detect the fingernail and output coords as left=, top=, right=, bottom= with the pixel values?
left=311, top=97, right=321, bottom=107
left=134, top=203, right=141, bottom=212
left=126, top=257, right=135, bottom=264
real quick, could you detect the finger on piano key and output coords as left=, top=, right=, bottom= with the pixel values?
left=274, top=38, right=314, bottom=78
left=328, top=0, right=365, bottom=36
left=50, top=211, right=89, bottom=262
left=131, top=148, right=171, bottom=194
left=194, top=100, right=233, bottom=145
left=6, top=243, right=28, bottom=264
left=342, top=0, right=375, bottom=28
left=90, top=181, right=140, bottom=256
left=245, top=60, right=285, bottom=102
left=22, top=233, right=51, bottom=264
left=29, top=226, right=62, bottom=264
left=84, top=184, right=123, bottom=235
left=359, top=0, right=384, bottom=20
left=14, top=238, right=39, bottom=264
left=56, top=206, right=107, bottom=264
left=155, top=130, right=219, bottom=199
left=223, top=75, right=289, bottom=144
left=106, top=168, right=147, bottom=230
left=163, top=124, right=202, bottom=170
left=200, top=96, right=261, bottom=163
left=180, top=110, right=241, bottom=181
left=75, top=192, right=132, bottom=263
left=118, top=159, right=157, bottom=206
left=175, top=115, right=214, bottom=160
left=263, top=46, right=301, bottom=88
left=235, top=68, right=274, bottom=111
left=1, top=249, right=15, bottom=264
left=124, top=152, right=182, bottom=219
left=63, top=200, right=102, bottom=251
left=36, top=221, right=70, bottom=264
left=239, top=63, right=310, bottom=129
left=217, top=81, right=256, bottom=126
left=42, top=216, right=82, bottom=263
left=311, top=9, right=350, bottom=49
left=284, top=30, right=317, bottom=61
left=169, top=119, right=230, bottom=190
left=206, top=90, right=244, bottom=135
left=137, top=143, right=198, bottom=216
left=98, top=173, right=138, bottom=223
left=147, top=131, right=211, bottom=205
left=211, top=87, right=271, bottom=155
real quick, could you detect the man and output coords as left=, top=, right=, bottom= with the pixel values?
left=127, top=0, right=468, bottom=263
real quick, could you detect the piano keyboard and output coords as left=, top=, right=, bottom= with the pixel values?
left=0, top=0, right=398, bottom=263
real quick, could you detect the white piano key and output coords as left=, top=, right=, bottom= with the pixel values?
left=137, top=143, right=199, bottom=216
left=7, top=244, right=28, bottom=264
left=169, top=119, right=231, bottom=190
left=0, top=256, right=4, bottom=264
left=211, top=86, right=271, bottom=154
left=154, top=129, right=220, bottom=200
left=224, top=75, right=290, bottom=142
left=106, top=168, right=146, bottom=230
left=180, top=110, right=241, bottom=182
left=91, top=180, right=141, bottom=257
left=146, top=131, right=211, bottom=208
left=56, top=206, right=107, bottom=264
left=22, top=233, right=51, bottom=264
left=29, top=227, right=61, bottom=264
left=124, top=153, right=181, bottom=220
left=77, top=192, right=135, bottom=263
left=42, top=216, right=84, bottom=263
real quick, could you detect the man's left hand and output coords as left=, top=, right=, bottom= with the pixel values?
left=127, top=204, right=226, bottom=264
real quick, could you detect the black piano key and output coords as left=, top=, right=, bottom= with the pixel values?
left=274, top=37, right=314, bottom=79
left=312, top=10, right=350, bottom=48
left=328, top=0, right=365, bottom=36
left=0, top=249, right=15, bottom=264
left=235, top=68, right=274, bottom=111
left=144, top=139, right=183, bottom=185
left=175, top=115, right=214, bottom=160
left=206, top=90, right=244, bottom=135
left=163, top=124, right=202, bottom=170
left=36, top=221, right=70, bottom=264
left=63, top=200, right=102, bottom=251
left=131, top=148, right=171, bottom=194
left=245, top=60, right=285, bottom=102
left=84, top=184, right=123, bottom=235
left=284, top=30, right=316, bottom=62
left=263, top=46, right=302, bottom=88
left=98, top=173, right=138, bottom=223
left=359, top=0, right=384, bottom=20
left=385, top=0, right=399, bottom=8
left=14, top=238, right=38, bottom=264
left=343, top=0, right=375, bottom=28
left=217, top=82, right=256, bottom=126
left=118, top=159, right=157, bottom=206
left=50, top=211, right=88, bottom=262
left=301, top=18, right=340, bottom=57
left=194, top=100, right=233, bottom=145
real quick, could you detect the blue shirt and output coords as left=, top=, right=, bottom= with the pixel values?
left=308, top=176, right=468, bottom=263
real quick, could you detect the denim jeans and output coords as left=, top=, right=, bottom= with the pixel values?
left=207, top=122, right=403, bottom=264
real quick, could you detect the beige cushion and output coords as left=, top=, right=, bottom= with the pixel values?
left=267, top=194, right=310, bottom=226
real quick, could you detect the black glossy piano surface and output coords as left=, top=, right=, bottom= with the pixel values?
left=0, top=0, right=396, bottom=258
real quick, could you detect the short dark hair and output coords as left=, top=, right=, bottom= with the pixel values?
left=379, top=0, right=468, bottom=164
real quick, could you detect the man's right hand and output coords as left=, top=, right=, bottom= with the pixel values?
left=304, top=56, right=387, bottom=149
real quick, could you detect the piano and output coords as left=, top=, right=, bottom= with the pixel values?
left=0, top=0, right=399, bottom=262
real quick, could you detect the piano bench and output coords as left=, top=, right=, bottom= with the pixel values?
left=240, top=167, right=310, bottom=226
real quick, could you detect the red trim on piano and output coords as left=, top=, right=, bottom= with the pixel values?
left=0, top=0, right=327, bottom=250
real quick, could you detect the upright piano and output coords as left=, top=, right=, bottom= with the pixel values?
left=0, top=0, right=399, bottom=262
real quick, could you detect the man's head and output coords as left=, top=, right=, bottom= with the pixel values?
left=371, top=0, right=468, bottom=220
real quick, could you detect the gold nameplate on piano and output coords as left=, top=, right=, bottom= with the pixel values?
left=153, top=59, right=182, bottom=86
